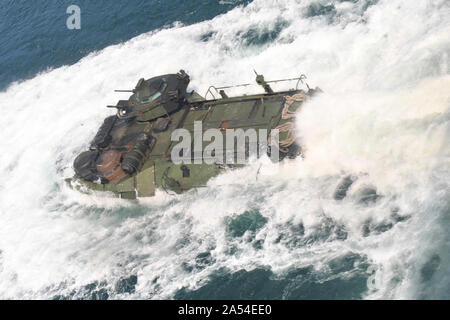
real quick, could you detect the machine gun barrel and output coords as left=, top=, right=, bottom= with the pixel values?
left=114, top=89, right=135, bottom=93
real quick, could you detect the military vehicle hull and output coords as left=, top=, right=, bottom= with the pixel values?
left=69, top=71, right=318, bottom=199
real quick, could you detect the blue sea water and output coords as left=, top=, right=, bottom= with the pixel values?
left=0, top=0, right=448, bottom=300
left=0, top=0, right=250, bottom=90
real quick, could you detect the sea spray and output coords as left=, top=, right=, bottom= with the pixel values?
left=0, top=0, right=448, bottom=299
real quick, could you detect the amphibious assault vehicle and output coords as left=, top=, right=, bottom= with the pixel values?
left=69, top=70, right=320, bottom=199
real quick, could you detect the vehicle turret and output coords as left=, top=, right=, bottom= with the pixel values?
left=108, top=70, right=190, bottom=121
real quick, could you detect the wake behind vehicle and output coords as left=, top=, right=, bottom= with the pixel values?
left=69, top=70, right=320, bottom=199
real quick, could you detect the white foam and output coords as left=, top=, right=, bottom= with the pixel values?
left=0, top=0, right=449, bottom=299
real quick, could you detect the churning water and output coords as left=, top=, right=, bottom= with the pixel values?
left=0, top=0, right=449, bottom=299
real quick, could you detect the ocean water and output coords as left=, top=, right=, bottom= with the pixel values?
left=0, top=0, right=449, bottom=299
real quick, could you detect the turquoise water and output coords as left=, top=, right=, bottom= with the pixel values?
left=0, top=0, right=448, bottom=300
